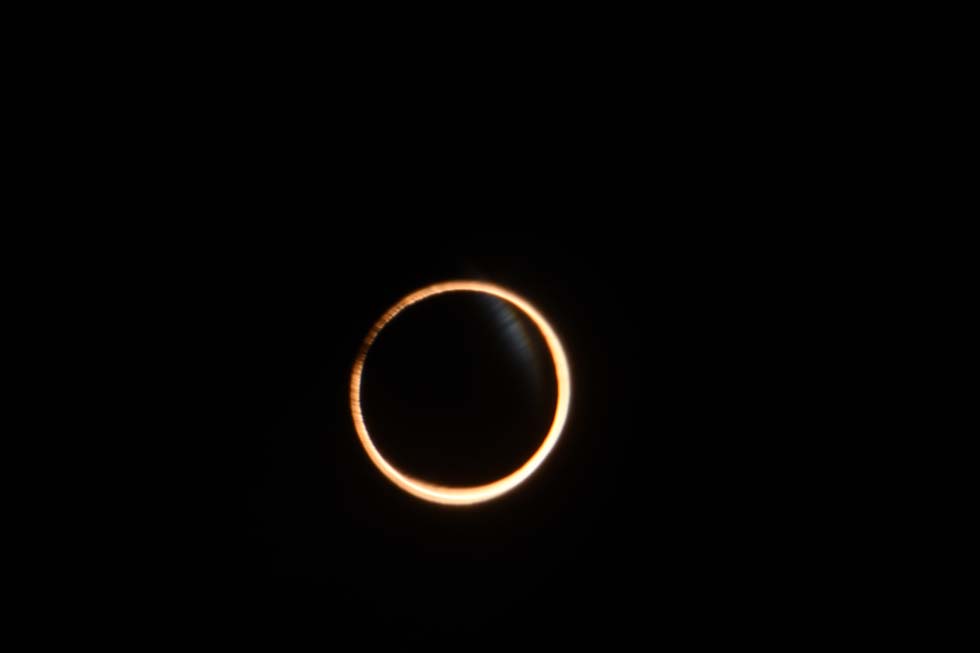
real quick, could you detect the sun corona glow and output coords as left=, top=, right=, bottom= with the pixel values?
left=349, top=281, right=572, bottom=506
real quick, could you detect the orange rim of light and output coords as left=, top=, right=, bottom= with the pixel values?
left=349, top=281, right=572, bottom=506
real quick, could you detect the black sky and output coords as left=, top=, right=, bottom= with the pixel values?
left=31, top=20, right=880, bottom=645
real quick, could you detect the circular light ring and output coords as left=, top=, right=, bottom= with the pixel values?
left=349, top=280, right=572, bottom=506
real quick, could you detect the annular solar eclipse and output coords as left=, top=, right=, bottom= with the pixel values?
left=349, top=281, right=572, bottom=505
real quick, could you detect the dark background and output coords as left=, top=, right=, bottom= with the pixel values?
left=22, top=18, right=900, bottom=643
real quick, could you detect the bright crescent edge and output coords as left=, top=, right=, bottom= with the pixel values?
left=349, top=280, right=572, bottom=506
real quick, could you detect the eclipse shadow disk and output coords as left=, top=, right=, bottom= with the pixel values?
left=350, top=281, right=572, bottom=506
left=359, top=293, right=555, bottom=486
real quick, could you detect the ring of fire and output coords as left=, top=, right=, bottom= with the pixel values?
left=349, top=281, right=572, bottom=506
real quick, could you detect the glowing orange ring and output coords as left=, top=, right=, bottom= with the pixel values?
left=350, top=281, right=572, bottom=506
